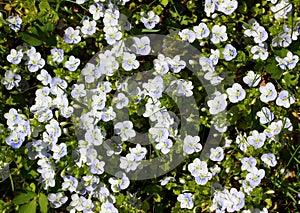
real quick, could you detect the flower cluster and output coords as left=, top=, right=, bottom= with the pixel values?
left=5, top=108, right=30, bottom=149
left=0, top=0, right=299, bottom=212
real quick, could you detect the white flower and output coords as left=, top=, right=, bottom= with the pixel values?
left=103, top=9, right=119, bottom=27
left=104, top=26, right=122, bottom=45
left=113, top=93, right=129, bottom=109
left=247, top=130, right=266, bottom=149
left=246, top=167, right=265, bottom=188
left=276, top=90, right=295, bottom=108
left=114, top=121, right=136, bottom=141
left=81, top=20, right=97, bottom=35
left=1, top=70, right=21, bottom=90
left=222, top=44, right=237, bottom=61
left=71, top=84, right=86, bottom=98
left=252, top=26, right=268, bottom=43
left=175, top=80, right=194, bottom=97
left=156, top=138, right=173, bottom=154
left=240, top=157, right=257, bottom=172
left=193, top=23, right=210, bottom=39
left=130, top=144, right=147, bottom=161
left=131, top=36, right=151, bottom=55
left=218, top=0, right=238, bottom=15
left=149, top=126, right=169, bottom=142
left=48, top=192, right=68, bottom=208
left=284, top=51, right=299, bottom=69
left=271, top=1, right=292, bottom=20
left=168, top=55, right=186, bottom=73
left=119, top=154, right=140, bottom=172
left=259, top=82, right=277, bottom=103
left=122, top=52, right=139, bottom=71
left=226, top=83, right=246, bottom=103
left=264, top=120, right=283, bottom=138
left=188, top=158, right=209, bottom=177
left=37, top=69, right=52, bottom=86
left=89, top=3, right=104, bottom=20
left=159, top=176, right=175, bottom=186
left=251, top=44, right=269, bottom=60
left=177, top=193, right=194, bottom=209
left=108, top=173, right=130, bottom=192
left=50, top=48, right=64, bottom=63
left=178, top=29, right=196, bottom=43
left=141, top=11, right=160, bottom=29
left=204, top=0, right=216, bottom=17
left=261, top=153, right=277, bottom=167
left=183, top=135, right=202, bottom=155
left=207, top=92, right=227, bottom=115
left=27, top=52, right=45, bottom=72
left=210, top=147, right=224, bottom=162
left=64, top=27, right=81, bottom=44
left=7, top=49, right=23, bottom=64
left=256, top=107, right=274, bottom=124
left=65, top=56, right=80, bottom=71
left=243, top=70, right=261, bottom=87
left=211, top=25, right=228, bottom=44
left=52, top=143, right=67, bottom=160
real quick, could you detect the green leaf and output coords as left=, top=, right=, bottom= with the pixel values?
left=265, top=59, right=283, bottom=79
left=45, top=36, right=57, bottom=46
left=19, top=200, right=37, bottom=213
left=31, top=25, right=48, bottom=40
left=20, top=32, right=43, bottom=46
left=141, top=29, right=161, bottom=33
left=160, top=0, right=169, bottom=7
left=43, top=23, right=54, bottom=32
left=38, top=193, right=48, bottom=213
left=273, top=48, right=289, bottom=58
left=141, top=201, right=150, bottom=211
left=13, top=192, right=36, bottom=205
left=116, top=193, right=125, bottom=206
left=39, top=0, right=50, bottom=11
left=283, top=73, right=299, bottom=86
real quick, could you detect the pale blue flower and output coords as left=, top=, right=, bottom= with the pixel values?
left=37, top=69, right=52, bottom=85
left=81, top=20, right=97, bottom=35
left=1, top=70, right=21, bottom=90
left=65, top=56, right=80, bottom=71
left=141, top=11, right=160, bottom=29
left=64, top=27, right=81, bottom=44
left=247, top=130, right=266, bottom=149
left=52, top=143, right=67, bottom=160
left=90, top=159, right=105, bottom=174
left=261, top=153, right=277, bottom=167
left=211, top=25, right=228, bottom=44
left=7, top=49, right=23, bottom=64
left=222, top=44, right=237, bottom=61
left=178, top=29, right=196, bottom=43
left=6, top=15, right=22, bottom=31
left=6, top=131, right=26, bottom=149
left=131, top=36, right=151, bottom=55
left=210, top=147, right=224, bottom=161
left=51, top=48, right=64, bottom=63
left=48, top=192, right=68, bottom=208
left=177, top=193, right=194, bottom=209
left=27, top=52, right=45, bottom=72
left=193, top=23, right=210, bottom=39
left=62, top=175, right=78, bottom=192
left=246, top=167, right=265, bottom=188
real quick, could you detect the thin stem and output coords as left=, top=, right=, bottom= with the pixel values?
left=9, top=174, right=14, bottom=192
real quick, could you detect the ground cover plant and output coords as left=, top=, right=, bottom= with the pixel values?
left=0, top=0, right=300, bottom=212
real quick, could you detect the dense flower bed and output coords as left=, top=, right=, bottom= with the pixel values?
left=0, top=0, right=299, bottom=212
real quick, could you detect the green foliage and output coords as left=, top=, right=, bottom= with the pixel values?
left=0, top=0, right=300, bottom=212
left=38, top=193, right=48, bottom=213
left=19, top=200, right=37, bottom=213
